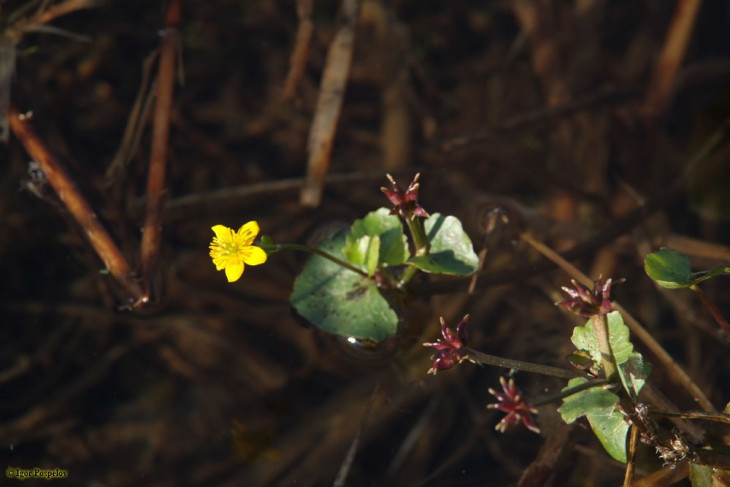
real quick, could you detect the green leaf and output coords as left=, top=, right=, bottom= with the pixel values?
left=346, top=208, right=409, bottom=267
left=571, top=311, right=650, bottom=399
left=566, top=351, right=596, bottom=370
left=585, top=404, right=630, bottom=463
left=558, top=377, right=628, bottom=463
left=645, top=248, right=730, bottom=288
left=571, top=311, right=632, bottom=366
left=644, top=248, right=692, bottom=288
left=571, top=325, right=601, bottom=365
left=607, top=311, right=632, bottom=365
left=291, top=230, right=398, bottom=342
left=559, top=378, right=616, bottom=423
left=617, top=352, right=651, bottom=401
left=407, top=213, right=479, bottom=275
left=689, top=464, right=714, bottom=487
left=689, top=266, right=730, bottom=286
left=344, top=235, right=381, bottom=276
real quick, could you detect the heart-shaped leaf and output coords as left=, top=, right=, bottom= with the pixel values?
left=292, top=230, right=398, bottom=342
left=346, top=208, right=409, bottom=267
left=408, top=213, right=479, bottom=276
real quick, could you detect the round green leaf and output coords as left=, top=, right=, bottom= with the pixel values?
left=644, top=248, right=693, bottom=289
left=346, top=208, right=408, bottom=267
left=645, top=248, right=730, bottom=288
left=291, top=230, right=398, bottom=342
left=408, top=213, right=479, bottom=275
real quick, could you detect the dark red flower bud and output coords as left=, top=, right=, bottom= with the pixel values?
left=382, top=173, right=429, bottom=220
left=557, top=277, right=617, bottom=317
left=487, top=376, right=540, bottom=434
left=423, top=315, right=470, bottom=374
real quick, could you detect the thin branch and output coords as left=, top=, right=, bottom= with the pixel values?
left=140, top=0, right=182, bottom=286
left=300, top=0, right=361, bottom=207
left=643, top=0, right=704, bottom=123
left=281, top=0, right=313, bottom=101
left=466, top=348, right=578, bottom=379
left=8, top=104, right=148, bottom=307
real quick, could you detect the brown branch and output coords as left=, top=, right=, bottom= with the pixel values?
left=633, top=460, right=689, bottom=487
left=140, top=0, right=181, bottom=286
left=105, top=50, right=159, bottom=184
left=281, top=0, right=313, bottom=101
left=300, top=0, right=361, bottom=207
left=4, top=0, right=101, bottom=42
left=8, top=104, right=148, bottom=307
left=643, top=0, right=703, bottom=123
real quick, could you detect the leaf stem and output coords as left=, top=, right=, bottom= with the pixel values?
left=690, top=284, right=730, bottom=340
left=267, top=243, right=369, bottom=278
left=397, top=217, right=429, bottom=289
left=591, top=313, right=618, bottom=381
left=465, top=348, right=578, bottom=379
left=397, top=265, right=418, bottom=289
left=406, top=216, right=429, bottom=257
left=532, top=378, right=610, bottom=407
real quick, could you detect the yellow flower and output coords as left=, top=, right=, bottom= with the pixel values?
left=209, top=221, right=268, bottom=282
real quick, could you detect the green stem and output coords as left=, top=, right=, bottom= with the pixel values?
left=406, top=216, right=429, bottom=257
left=532, top=378, right=610, bottom=407
left=397, top=265, right=418, bottom=289
left=466, top=348, right=578, bottom=379
left=267, top=243, right=369, bottom=278
left=397, top=217, right=429, bottom=289
left=690, top=284, right=730, bottom=340
left=591, top=314, right=618, bottom=381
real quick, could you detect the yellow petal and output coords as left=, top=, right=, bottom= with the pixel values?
left=212, top=224, right=233, bottom=241
left=225, top=262, right=244, bottom=282
left=241, top=245, right=268, bottom=266
left=213, top=257, right=227, bottom=271
left=237, top=221, right=260, bottom=245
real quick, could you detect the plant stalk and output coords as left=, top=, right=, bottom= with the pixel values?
left=397, top=216, right=429, bottom=289
left=268, top=243, right=369, bottom=278
left=466, top=348, right=578, bottom=379
left=406, top=216, right=429, bottom=257
left=532, top=378, right=610, bottom=407
left=690, top=284, right=730, bottom=340
left=591, top=313, right=618, bottom=381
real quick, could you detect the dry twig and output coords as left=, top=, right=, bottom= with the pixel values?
left=643, top=0, right=704, bottom=123
left=281, top=0, right=314, bottom=101
left=140, top=0, right=182, bottom=286
left=300, top=0, right=361, bottom=207
left=8, top=104, right=148, bottom=307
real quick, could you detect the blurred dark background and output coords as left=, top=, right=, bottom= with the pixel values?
left=2, top=0, right=730, bottom=485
